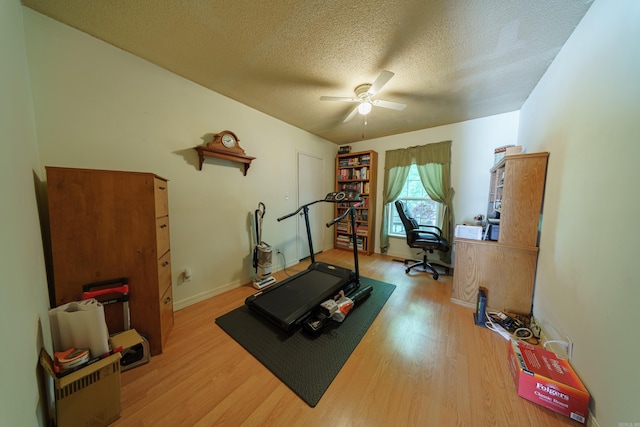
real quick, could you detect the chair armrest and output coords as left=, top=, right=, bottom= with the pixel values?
left=408, top=228, right=442, bottom=240
left=417, top=224, right=444, bottom=236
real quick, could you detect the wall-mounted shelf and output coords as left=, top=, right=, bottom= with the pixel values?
left=195, top=146, right=256, bottom=176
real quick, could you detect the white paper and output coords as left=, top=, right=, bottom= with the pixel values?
left=48, top=299, right=110, bottom=358
left=454, top=225, right=483, bottom=240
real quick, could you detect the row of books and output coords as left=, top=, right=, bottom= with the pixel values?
left=338, top=182, right=370, bottom=194
left=337, top=154, right=371, bottom=167
left=337, top=209, right=369, bottom=221
left=337, top=197, right=369, bottom=209
left=337, top=166, right=370, bottom=181
left=336, top=222, right=369, bottom=236
left=335, top=235, right=365, bottom=250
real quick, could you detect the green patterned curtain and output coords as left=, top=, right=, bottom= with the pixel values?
left=379, top=154, right=411, bottom=252
left=380, top=140, right=454, bottom=263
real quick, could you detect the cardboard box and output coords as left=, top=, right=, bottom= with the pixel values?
left=507, top=340, right=589, bottom=424
left=506, top=145, right=523, bottom=156
left=40, top=348, right=121, bottom=427
left=111, top=328, right=150, bottom=371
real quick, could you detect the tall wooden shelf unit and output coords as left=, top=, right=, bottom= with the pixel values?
left=451, top=152, right=549, bottom=313
left=334, top=150, right=378, bottom=255
left=46, top=167, right=174, bottom=356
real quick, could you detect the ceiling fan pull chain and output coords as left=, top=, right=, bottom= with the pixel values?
left=362, top=117, right=367, bottom=139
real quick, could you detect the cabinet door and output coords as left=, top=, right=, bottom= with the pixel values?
left=451, top=239, right=538, bottom=313
left=499, top=156, right=548, bottom=247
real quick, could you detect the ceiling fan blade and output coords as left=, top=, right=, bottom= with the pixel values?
left=343, top=106, right=360, bottom=123
left=320, top=96, right=359, bottom=102
left=367, top=70, right=395, bottom=96
left=372, top=99, right=407, bottom=111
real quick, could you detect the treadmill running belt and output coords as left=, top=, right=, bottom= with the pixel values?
left=246, top=262, right=354, bottom=332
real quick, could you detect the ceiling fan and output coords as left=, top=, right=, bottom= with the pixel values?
left=320, top=70, right=407, bottom=123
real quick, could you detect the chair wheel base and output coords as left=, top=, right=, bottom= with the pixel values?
left=402, top=258, right=448, bottom=281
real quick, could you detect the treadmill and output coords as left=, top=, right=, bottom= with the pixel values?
left=245, top=191, right=361, bottom=333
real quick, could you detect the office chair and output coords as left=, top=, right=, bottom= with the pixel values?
left=394, top=200, right=450, bottom=280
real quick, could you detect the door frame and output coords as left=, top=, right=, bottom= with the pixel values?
left=297, top=151, right=325, bottom=261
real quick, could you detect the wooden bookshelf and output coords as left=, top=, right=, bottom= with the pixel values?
left=334, top=150, right=378, bottom=255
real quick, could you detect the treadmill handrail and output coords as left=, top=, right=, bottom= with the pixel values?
left=276, top=199, right=323, bottom=222
left=326, top=202, right=362, bottom=227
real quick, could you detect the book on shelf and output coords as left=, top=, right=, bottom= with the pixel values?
left=335, top=235, right=365, bottom=250
left=337, top=166, right=369, bottom=181
left=338, top=154, right=371, bottom=167
left=338, top=182, right=371, bottom=195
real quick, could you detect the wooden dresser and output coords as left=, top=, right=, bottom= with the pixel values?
left=46, top=167, right=173, bottom=355
left=451, top=152, right=549, bottom=314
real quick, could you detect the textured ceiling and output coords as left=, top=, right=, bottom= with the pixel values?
left=23, top=0, right=593, bottom=145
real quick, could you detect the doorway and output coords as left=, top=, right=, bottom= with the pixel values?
left=297, top=152, right=324, bottom=261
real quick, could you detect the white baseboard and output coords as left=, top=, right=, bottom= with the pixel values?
left=172, top=279, right=243, bottom=311
left=450, top=297, right=475, bottom=309
left=587, top=414, right=601, bottom=427
left=535, top=318, right=600, bottom=427
left=172, top=259, right=299, bottom=311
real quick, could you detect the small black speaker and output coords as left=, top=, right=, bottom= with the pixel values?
left=475, top=288, right=488, bottom=326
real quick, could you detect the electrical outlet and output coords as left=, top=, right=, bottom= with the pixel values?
left=566, top=336, right=574, bottom=360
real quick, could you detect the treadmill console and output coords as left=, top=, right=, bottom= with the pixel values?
left=324, top=190, right=360, bottom=202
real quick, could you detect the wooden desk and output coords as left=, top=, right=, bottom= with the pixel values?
left=451, top=152, right=548, bottom=315
left=451, top=238, right=538, bottom=314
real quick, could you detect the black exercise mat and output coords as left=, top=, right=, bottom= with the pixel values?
left=215, top=277, right=395, bottom=407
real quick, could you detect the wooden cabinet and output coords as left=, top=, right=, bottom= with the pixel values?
left=334, top=150, right=378, bottom=255
left=451, top=152, right=549, bottom=313
left=46, top=167, right=174, bottom=355
left=487, top=153, right=548, bottom=246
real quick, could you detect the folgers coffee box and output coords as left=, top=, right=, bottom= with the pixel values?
left=507, top=340, right=590, bottom=424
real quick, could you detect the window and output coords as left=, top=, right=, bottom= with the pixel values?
left=388, top=164, right=442, bottom=236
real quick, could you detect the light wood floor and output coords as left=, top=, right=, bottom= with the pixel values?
left=113, top=249, right=579, bottom=426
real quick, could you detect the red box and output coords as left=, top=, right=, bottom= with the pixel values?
left=507, top=340, right=590, bottom=424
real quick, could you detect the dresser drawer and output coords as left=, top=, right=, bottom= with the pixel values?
left=156, top=216, right=170, bottom=256
left=159, top=285, right=174, bottom=346
left=154, top=177, right=169, bottom=218
left=158, top=251, right=172, bottom=295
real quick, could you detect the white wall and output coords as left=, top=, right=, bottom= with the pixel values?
left=518, top=1, right=640, bottom=425
left=23, top=9, right=339, bottom=310
left=350, top=111, right=520, bottom=262
left=22, top=8, right=521, bottom=311
left=0, top=2, right=51, bottom=426
left=15, top=2, right=638, bottom=425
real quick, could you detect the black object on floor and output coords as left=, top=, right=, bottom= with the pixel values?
left=215, top=276, right=395, bottom=407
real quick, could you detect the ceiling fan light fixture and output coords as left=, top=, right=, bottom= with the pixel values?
left=320, top=71, right=406, bottom=122
left=358, top=101, right=372, bottom=115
